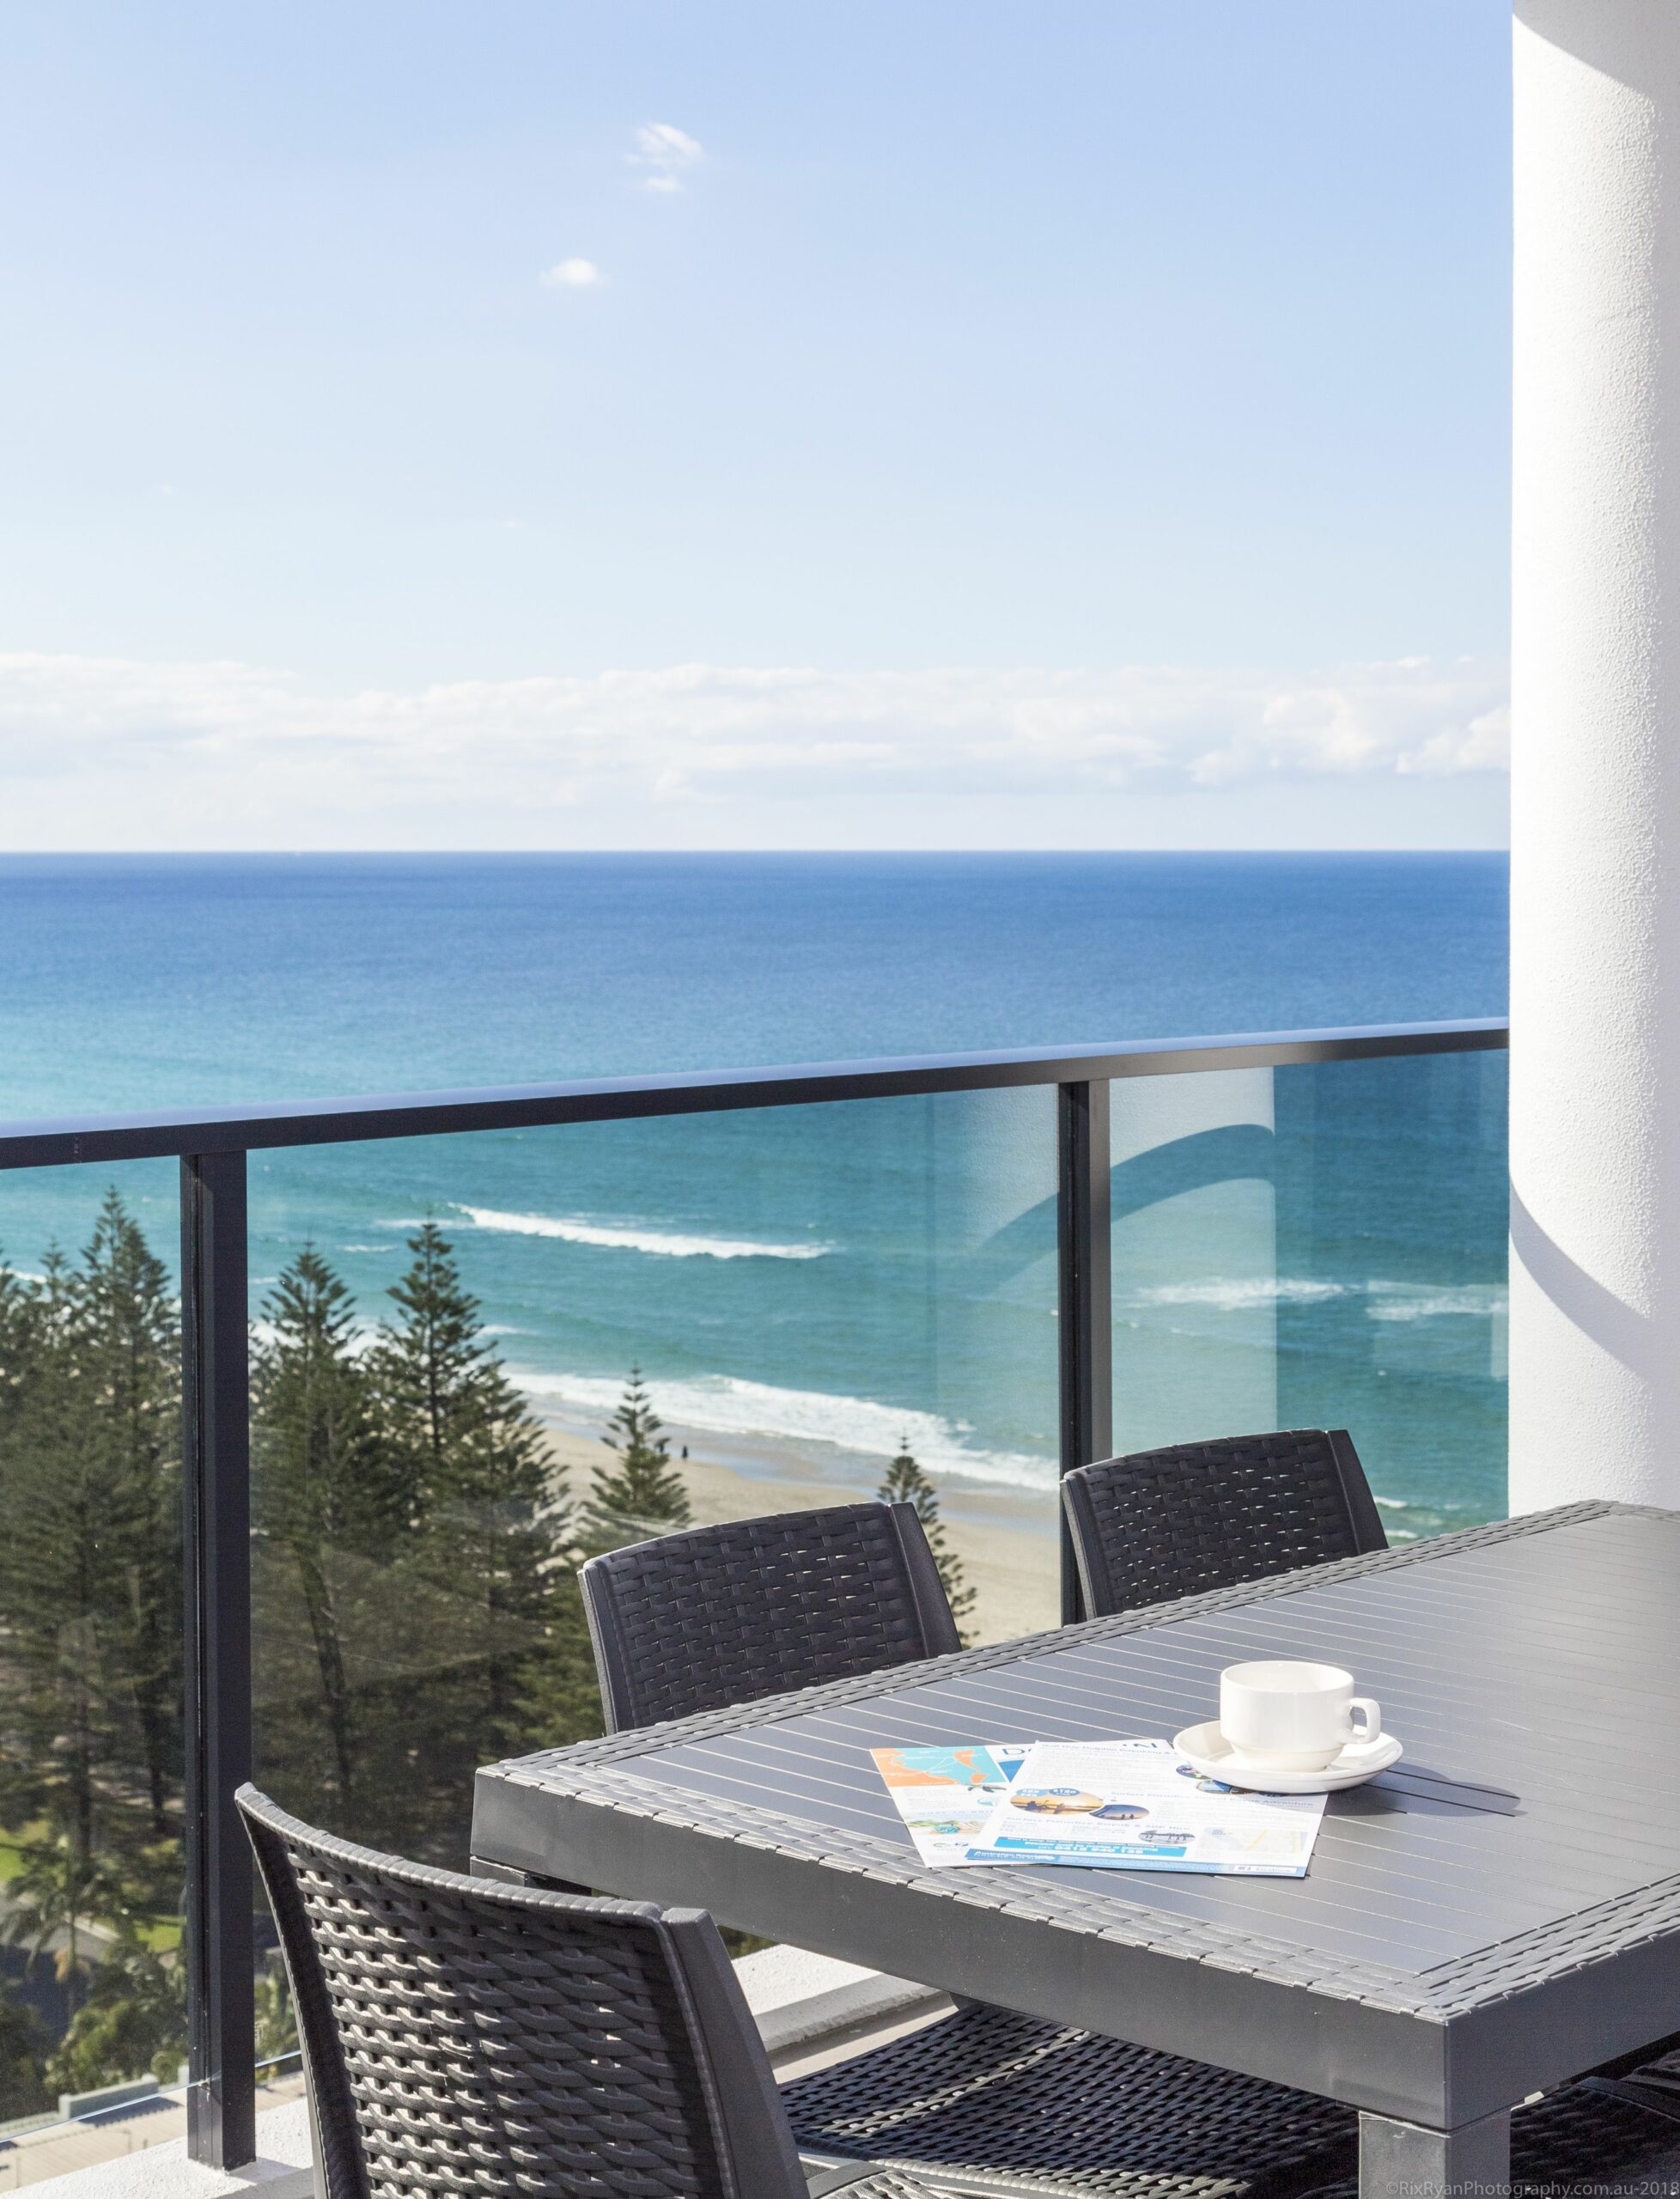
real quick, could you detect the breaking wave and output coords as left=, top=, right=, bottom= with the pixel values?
left=1135, top=1277, right=1507, bottom=1323
left=1138, top=1278, right=1345, bottom=1311
left=440, top=1207, right=831, bottom=1261
left=378, top=1214, right=831, bottom=1266
left=1364, top=1282, right=1507, bottom=1323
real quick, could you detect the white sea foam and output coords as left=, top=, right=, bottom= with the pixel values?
left=1364, top=1282, right=1507, bottom=1324
left=514, top=1368, right=1056, bottom=1492
left=1137, top=1278, right=1345, bottom=1311
left=1131, top=1276, right=1507, bottom=1325
left=449, top=1206, right=831, bottom=1262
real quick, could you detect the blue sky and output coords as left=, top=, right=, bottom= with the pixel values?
left=0, top=2, right=1511, bottom=849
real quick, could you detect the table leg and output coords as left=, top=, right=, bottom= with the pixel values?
left=1359, top=2107, right=1510, bottom=2197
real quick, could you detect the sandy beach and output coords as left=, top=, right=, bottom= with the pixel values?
left=540, top=1416, right=1061, bottom=1647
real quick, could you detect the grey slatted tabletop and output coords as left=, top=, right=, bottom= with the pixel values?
left=472, top=1502, right=1680, bottom=2185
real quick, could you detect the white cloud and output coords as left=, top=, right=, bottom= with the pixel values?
left=630, top=121, right=703, bottom=192
left=0, top=651, right=1508, bottom=848
left=539, top=258, right=600, bottom=288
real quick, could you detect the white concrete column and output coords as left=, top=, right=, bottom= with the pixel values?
left=1510, top=3, right=1680, bottom=1508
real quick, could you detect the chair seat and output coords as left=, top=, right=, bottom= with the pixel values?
left=782, top=2001, right=1358, bottom=2199
left=1294, top=2075, right=1680, bottom=2196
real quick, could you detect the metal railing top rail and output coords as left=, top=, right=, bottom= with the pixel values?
left=0, top=1016, right=1507, bottom=1171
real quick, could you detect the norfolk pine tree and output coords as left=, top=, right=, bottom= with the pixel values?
left=74, top=1193, right=182, bottom=1839
left=252, top=1248, right=395, bottom=1826
left=368, top=1222, right=572, bottom=1758
left=0, top=1227, right=172, bottom=2018
left=0, top=1199, right=186, bottom=2085
left=879, top=1440, right=977, bottom=1644
left=581, top=1368, right=690, bottom=1551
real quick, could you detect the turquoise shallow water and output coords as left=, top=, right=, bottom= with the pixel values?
left=0, top=852, right=1508, bottom=1532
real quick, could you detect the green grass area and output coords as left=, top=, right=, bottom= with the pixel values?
left=0, top=1821, right=50, bottom=1885
left=0, top=1823, right=182, bottom=1948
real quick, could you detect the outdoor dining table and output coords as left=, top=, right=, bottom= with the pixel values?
left=471, top=1500, right=1680, bottom=2196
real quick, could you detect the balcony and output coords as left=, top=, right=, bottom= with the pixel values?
left=0, top=1017, right=1507, bottom=2192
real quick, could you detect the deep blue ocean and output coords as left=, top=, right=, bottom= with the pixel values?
left=0, top=853, right=1509, bottom=1537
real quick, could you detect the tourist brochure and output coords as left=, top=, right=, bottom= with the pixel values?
left=970, top=1739, right=1326, bottom=1874
left=873, top=1738, right=1326, bottom=1876
left=869, top=1742, right=1033, bottom=1867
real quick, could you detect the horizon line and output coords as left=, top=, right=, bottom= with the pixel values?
left=0, top=844, right=1513, bottom=860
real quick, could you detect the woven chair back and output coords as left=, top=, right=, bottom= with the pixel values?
left=237, top=1785, right=807, bottom=2199
left=1061, top=1428, right=1388, bottom=1618
left=580, top=1500, right=962, bottom=1732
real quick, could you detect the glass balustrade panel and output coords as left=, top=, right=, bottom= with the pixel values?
left=247, top=1084, right=1060, bottom=1873
left=1109, top=1050, right=1508, bottom=1547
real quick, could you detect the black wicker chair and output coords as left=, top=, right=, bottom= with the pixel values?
left=579, top=1501, right=962, bottom=1733
left=237, top=1783, right=926, bottom=2199
left=1061, top=1428, right=1388, bottom=1620
left=241, top=1783, right=1367, bottom=2199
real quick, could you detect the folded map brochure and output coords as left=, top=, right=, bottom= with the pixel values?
left=870, top=1742, right=1034, bottom=1867
left=871, top=1738, right=1326, bottom=1876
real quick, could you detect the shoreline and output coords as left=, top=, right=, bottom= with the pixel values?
left=538, top=1410, right=1061, bottom=1647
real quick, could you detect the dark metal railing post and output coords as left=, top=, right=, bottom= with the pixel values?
left=1057, top=1080, right=1112, bottom=1623
left=181, top=1152, right=256, bottom=2167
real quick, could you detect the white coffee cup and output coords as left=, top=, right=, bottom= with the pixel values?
left=1219, top=1660, right=1382, bottom=1771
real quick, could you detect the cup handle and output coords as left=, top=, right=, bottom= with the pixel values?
left=1338, top=1697, right=1384, bottom=1759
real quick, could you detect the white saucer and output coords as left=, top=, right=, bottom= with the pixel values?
left=1172, top=1720, right=1403, bottom=1794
